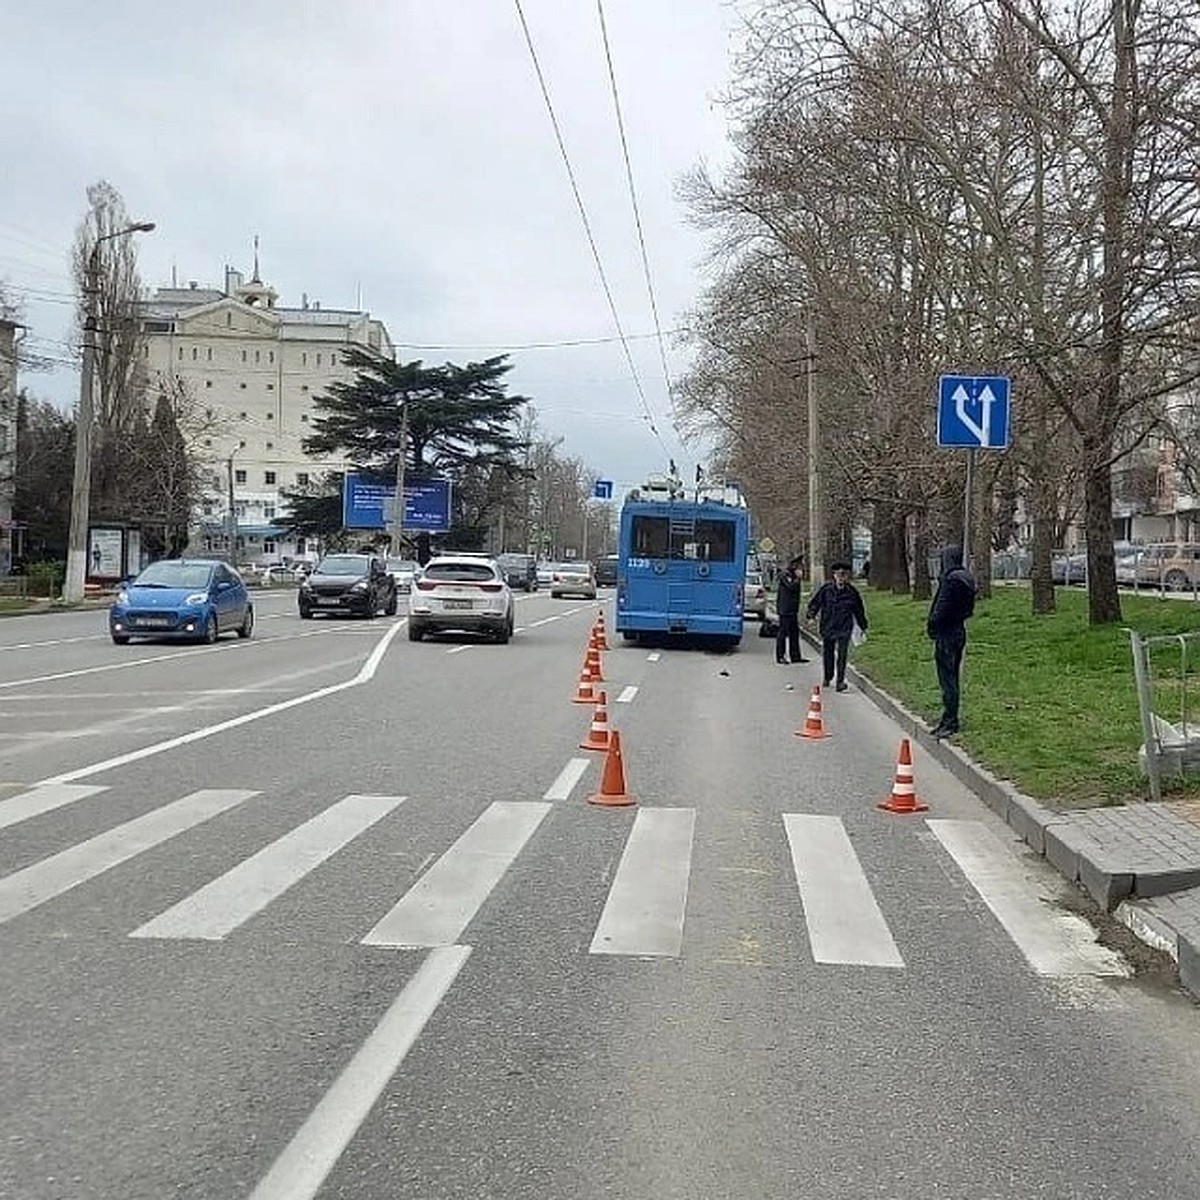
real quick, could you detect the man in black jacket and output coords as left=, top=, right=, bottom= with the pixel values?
left=927, top=545, right=977, bottom=737
left=805, top=561, right=868, bottom=691
left=774, top=556, right=809, bottom=664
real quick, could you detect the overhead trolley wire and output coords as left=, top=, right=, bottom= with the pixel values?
left=512, top=0, right=670, bottom=457
left=594, top=0, right=679, bottom=441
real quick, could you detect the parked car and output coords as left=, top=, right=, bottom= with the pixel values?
left=593, top=554, right=619, bottom=588
left=744, top=570, right=768, bottom=620
left=1051, top=552, right=1087, bottom=585
left=496, top=552, right=538, bottom=591
left=385, top=558, right=420, bottom=594
left=1133, top=543, right=1200, bottom=590
left=408, top=555, right=514, bottom=643
left=536, top=561, right=556, bottom=588
left=550, top=561, right=597, bottom=599
left=110, top=559, right=254, bottom=645
left=298, top=553, right=398, bottom=619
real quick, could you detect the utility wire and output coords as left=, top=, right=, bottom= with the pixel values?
left=595, top=0, right=679, bottom=443
left=512, top=0, right=669, bottom=456
left=395, top=328, right=681, bottom=353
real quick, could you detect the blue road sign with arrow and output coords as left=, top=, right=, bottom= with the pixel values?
left=593, top=479, right=613, bottom=500
left=937, top=375, right=1011, bottom=449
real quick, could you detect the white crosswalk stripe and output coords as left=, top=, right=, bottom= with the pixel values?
left=0, top=789, right=257, bottom=925
left=926, top=818, right=1128, bottom=977
left=362, top=801, right=551, bottom=948
left=783, top=813, right=905, bottom=968
left=131, top=794, right=406, bottom=941
left=590, top=807, right=695, bottom=957
left=0, top=783, right=108, bottom=832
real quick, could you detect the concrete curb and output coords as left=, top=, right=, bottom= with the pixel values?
left=831, top=638, right=1200, bottom=1000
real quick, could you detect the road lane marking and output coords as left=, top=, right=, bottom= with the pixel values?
left=647, top=652, right=661, bottom=662
left=590, top=808, right=695, bottom=957
left=783, top=814, right=904, bottom=968
left=926, top=819, right=1129, bottom=977
left=247, top=944, right=470, bottom=1200
left=130, top=794, right=406, bottom=941
left=527, top=616, right=561, bottom=627
left=544, top=758, right=590, bottom=801
left=446, top=644, right=472, bottom=654
left=0, top=789, right=257, bottom=925
left=36, top=622, right=407, bottom=785
left=0, top=784, right=107, bottom=832
left=362, top=801, right=551, bottom=948
left=615, top=685, right=638, bottom=704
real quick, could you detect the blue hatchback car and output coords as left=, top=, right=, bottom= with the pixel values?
left=109, top=559, right=254, bottom=645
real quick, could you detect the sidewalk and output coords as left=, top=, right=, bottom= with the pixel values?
left=837, top=643, right=1200, bottom=1001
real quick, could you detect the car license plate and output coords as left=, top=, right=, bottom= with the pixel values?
left=138, top=616, right=172, bottom=627
left=443, top=599, right=473, bottom=610
left=317, top=598, right=342, bottom=606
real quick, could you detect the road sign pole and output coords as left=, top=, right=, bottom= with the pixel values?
left=963, top=447, right=976, bottom=573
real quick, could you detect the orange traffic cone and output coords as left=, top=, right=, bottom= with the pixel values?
left=579, top=690, right=612, bottom=751
left=572, top=666, right=597, bottom=705
left=878, top=738, right=928, bottom=813
left=585, top=645, right=606, bottom=682
left=594, top=610, right=609, bottom=650
left=586, top=728, right=636, bottom=806
left=795, top=685, right=830, bottom=739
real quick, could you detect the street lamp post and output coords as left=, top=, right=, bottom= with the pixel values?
left=389, top=401, right=408, bottom=557
left=63, top=220, right=155, bottom=603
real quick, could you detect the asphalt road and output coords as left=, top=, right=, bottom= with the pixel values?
left=3, top=590, right=1200, bottom=1199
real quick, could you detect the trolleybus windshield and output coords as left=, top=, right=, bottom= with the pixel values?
left=629, top=515, right=737, bottom=562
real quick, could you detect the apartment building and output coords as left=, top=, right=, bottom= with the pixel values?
left=0, top=318, right=18, bottom=575
left=139, top=261, right=393, bottom=565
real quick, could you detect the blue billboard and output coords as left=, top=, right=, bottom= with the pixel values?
left=342, top=473, right=453, bottom=532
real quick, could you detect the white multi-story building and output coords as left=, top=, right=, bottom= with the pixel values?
left=138, top=260, right=393, bottom=565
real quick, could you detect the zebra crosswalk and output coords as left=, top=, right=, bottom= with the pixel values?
left=0, top=781, right=1127, bottom=978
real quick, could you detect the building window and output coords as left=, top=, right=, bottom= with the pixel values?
left=235, top=469, right=247, bottom=484
left=265, top=410, right=273, bottom=418
left=316, top=353, right=322, bottom=366
left=205, top=380, right=212, bottom=388
left=266, top=383, right=274, bottom=391
left=192, top=347, right=198, bottom=359
left=296, top=472, right=309, bottom=486
left=206, top=348, right=213, bottom=361
left=266, top=441, right=274, bottom=450
left=265, top=470, right=277, bottom=485
left=242, top=350, right=247, bottom=362
left=269, top=351, right=274, bottom=363
left=300, top=385, right=308, bottom=393
left=264, top=538, right=276, bottom=553
left=226, top=313, right=232, bottom=327
left=300, top=413, right=309, bottom=422
left=239, top=440, right=247, bottom=448
left=203, top=438, right=212, bottom=447
left=302, top=352, right=307, bottom=366
left=264, top=505, right=276, bottom=520
left=239, top=382, right=247, bottom=389
left=239, top=411, right=248, bottom=419
left=178, top=347, right=184, bottom=360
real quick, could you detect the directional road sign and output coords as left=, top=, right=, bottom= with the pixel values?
left=937, top=375, right=1011, bottom=449
left=593, top=479, right=613, bottom=500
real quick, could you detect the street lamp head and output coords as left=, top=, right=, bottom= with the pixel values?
left=129, top=221, right=156, bottom=233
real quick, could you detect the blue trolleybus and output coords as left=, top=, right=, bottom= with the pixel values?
left=615, top=474, right=749, bottom=649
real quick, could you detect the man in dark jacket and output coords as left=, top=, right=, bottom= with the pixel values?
left=927, top=545, right=977, bottom=737
left=805, top=561, right=868, bottom=691
left=774, top=556, right=809, bottom=665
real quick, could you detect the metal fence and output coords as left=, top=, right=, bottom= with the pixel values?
left=1129, top=629, right=1200, bottom=802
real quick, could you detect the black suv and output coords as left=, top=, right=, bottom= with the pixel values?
left=497, top=552, right=538, bottom=591
left=298, top=553, right=398, bottom=619
left=594, top=555, right=619, bottom=587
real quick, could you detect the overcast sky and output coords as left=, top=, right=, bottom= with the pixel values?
left=1, top=0, right=744, bottom=494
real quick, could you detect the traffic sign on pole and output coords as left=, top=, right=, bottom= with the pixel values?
left=593, top=479, right=613, bottom=500
left=937, top=375, right=1011, bottom=449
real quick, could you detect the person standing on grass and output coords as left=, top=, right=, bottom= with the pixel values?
left=774, top=556, right=810, bottom=664
left=927, top=545, right=978, bottom=738
left=805, top=560, right=867, bottom=692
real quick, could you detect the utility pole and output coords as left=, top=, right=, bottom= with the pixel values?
left=226, top=449, right=238, bottom=558
left=806, top=311, right=824, bottom=587
left=389, top=401, right=408, bottom=557
left=63, top=220, right=154, bottom=603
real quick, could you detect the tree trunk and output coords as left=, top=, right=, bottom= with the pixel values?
left=890, top=507, right=909, bottom=595
left=912, top=510, right=932, bottom=601
left=1084, top=432, right=1121, bottom=624
left=1029, top=466, right=1057, bottom=615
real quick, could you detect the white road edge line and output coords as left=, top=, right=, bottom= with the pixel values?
left=246, top=944, right=471, bottom=1200
left=35, top=622, right=407, bottom=786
